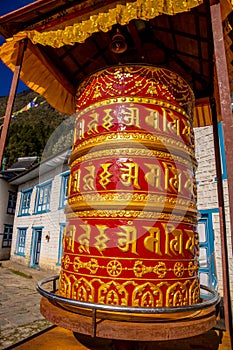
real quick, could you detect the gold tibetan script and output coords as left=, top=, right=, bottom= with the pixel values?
left=74, top=223, right=196, bottom=257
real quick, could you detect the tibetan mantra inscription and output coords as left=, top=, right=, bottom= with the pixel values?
left=58, top=65, right=200, bottom=309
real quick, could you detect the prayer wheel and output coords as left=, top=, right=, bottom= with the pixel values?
left=58, top=65, right=200, bottom=311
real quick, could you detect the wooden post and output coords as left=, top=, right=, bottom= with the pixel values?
left=210, top=1, right=233, bottom=335
left=210, top=2, right=233, bottom=253
left=0, top=39, right=27, bottom=166
left=210, top=98, right=233, bottom=338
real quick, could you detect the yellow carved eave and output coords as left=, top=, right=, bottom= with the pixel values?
left=28, top=0, right=203, bottom=47
left=221, top=0, right=233, bottom=20
left=0, top=0, right=203, bottom=115
left=5, top=0, right=204, bottom=48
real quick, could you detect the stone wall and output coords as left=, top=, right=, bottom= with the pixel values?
left=194, top=124, right=233, bottom=304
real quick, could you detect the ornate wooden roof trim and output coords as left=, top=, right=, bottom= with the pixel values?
left=0, top=0, right=204, bottom=115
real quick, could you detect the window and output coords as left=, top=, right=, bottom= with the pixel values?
left=18, top=188, right=33, bottom=216
left=2, top=224, right=13, bottom=248
left=30, top=227, right=43, bottom=267
left=59, top=172, right=70, bottom=209
left=34, top=180, right=52, bottom=214
left=7, top=191, right=17, bottom=214
left=198, top=209, right=218, bottom=290
left=15, top=227, right=27, bottom=256
left=57, top=223, right=66, bottom=265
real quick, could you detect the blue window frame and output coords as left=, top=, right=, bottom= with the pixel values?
left=59, top=171, right=70, bottom=209
left=57, top=223, right=66, bottom=265
left=7, top=191, right=17, bottom=214
left=198, top=209, right=218, bottom=290
left=18, top=188, right=33, bottom=216
left=2, top=224, right=13, bottom=248
left=30, top=226, right=43, bottom=268
left=15, top=227, right=27, bottom=256
left=34, top=180, right=52, bottom=214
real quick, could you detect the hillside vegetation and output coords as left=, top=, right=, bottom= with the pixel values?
left=0, top=90, right=74, bottom=167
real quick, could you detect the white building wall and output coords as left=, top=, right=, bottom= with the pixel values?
left=11, top=164, right=68, bottom=273
left=0, top=177, right=17, bottom=260
left=194, top=125, right=233, bottom=305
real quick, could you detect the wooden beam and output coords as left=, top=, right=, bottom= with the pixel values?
left=0, top=0, right=71, bottom=38
left=147, top=22, right=209, bottom=87
left=210, top=1, right=233, bottom=336
left=0, top=39, right=27, bottom=167
left=128, top=22, right=146, bottom=60
left=210, top=3, right=233, bottom=256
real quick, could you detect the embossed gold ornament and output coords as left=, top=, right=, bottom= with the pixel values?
left=133, top=260, right=167, bottom=278
left=107, top=260, right=123, bottom=277
left=73, top=257, right=99, bottom=274
left=174, top=262, right=185, bottom=277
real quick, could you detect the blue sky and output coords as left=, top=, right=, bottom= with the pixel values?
left=0, top=1, right=37, bottom=96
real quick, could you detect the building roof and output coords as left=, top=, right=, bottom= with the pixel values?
left=8, top=156, right=37, bottom=171
left=0, top=0, right=232, bottom=126
left=9, top=148, right=71, bottom=185
left=0, top=156, right=38, bottom=180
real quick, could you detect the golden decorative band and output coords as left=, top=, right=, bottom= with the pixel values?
left=61, top=255, right=198, bottom=279
left=65, top=209, right=197, bottom=225
left=61, top=252, right=199, bottom=262
left=67, top=192, right=197, bottom=214
left=71, top=131, right=195, bottom=160
left=70, top=146, right=197, bottom=170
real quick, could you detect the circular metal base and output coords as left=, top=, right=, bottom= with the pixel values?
left=38, top=276, right=220, bottom=342
left=40, top=297, right=218, bottom=342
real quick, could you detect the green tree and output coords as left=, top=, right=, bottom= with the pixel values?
left=1, top=90, right=72, bottom=167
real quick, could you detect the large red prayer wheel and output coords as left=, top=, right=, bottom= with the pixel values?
left=58, top=65, right=200, bottom=310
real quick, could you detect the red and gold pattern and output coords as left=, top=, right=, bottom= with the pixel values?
left=75, top=66, right=194, bottom=118
left=58, top=65, right=200, bottom=308
left=67, top=147, right=197, bottom=214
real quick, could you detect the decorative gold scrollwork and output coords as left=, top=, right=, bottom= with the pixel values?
left=166, top=282, right=189, bottom=307
left=153, top=262, right=167, bottom=278
left=133, top=260, right=147, bottom=277
left=188, top=261, right=198, bottom=276
left=174, top=262, right=185, bottom=277
left=73, top=257, right=99, bottom=274
left=132, top=282, right=164, bottom=307
left=98, top=281, right=129, bottom=306
left=62, top=255, right=71, bottom=270
left=133, top=260, right=167, bottom=278
left=106, top=260, right=123, bottom=277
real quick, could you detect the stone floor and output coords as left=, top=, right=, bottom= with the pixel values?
left=0, top=260, right=52, bottom=349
